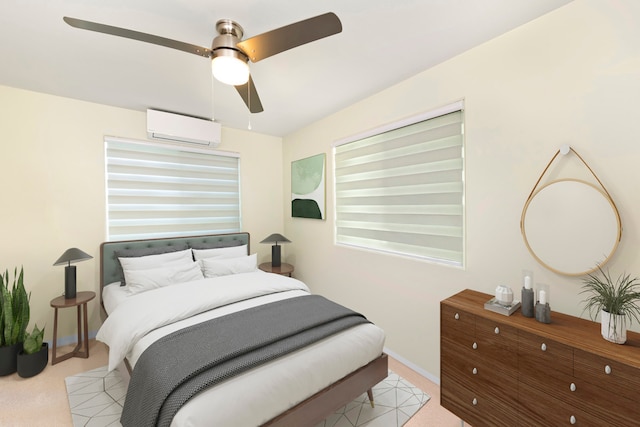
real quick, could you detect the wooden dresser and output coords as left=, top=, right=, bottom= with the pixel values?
left=441, top=289, right=640, bottom=426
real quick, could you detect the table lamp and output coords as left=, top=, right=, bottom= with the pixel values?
left=53, top=248, right=93, bottom=299
left=260, top=233, right=291, bottom=267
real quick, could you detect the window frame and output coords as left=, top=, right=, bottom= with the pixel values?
left=104, top=136, right=241, bottom=241
left=332, top=100, right=465, bottom=267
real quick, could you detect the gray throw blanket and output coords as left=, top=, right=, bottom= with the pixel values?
left=121, top=294, right=371, bottom=427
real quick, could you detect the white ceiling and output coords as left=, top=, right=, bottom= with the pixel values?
left=0, top=0, right=572, bottom=137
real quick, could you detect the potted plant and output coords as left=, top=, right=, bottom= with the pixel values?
left=17, top=324, right=47, bottom=378
left=0, top=267, right=30, bottom=376
left=580, top=266, right=640, bottom=344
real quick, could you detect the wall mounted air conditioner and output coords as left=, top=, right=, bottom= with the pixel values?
left=147, top=109, right=221, bottom=147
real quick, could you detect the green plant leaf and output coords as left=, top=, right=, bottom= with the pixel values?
left=1, top=282, right=12, bottom=346
left=580, top=265, right=640, bottom=327
left=23, top=323, right=45, bottom=354
left=0, top=267, right=30, bottom=346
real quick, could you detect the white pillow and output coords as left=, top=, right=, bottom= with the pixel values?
left=124, top=262, right=204, bottom=295
left=192, top=244, right=248, bottom=261
left=201, top=254, right=257, bottom=278
left=119, top=248, right=193, bottom=272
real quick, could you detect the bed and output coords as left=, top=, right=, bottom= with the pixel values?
left=98, top=232, right=387, bottom=427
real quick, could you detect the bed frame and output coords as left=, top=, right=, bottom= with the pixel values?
left=99, top=232, right=388, bottom=426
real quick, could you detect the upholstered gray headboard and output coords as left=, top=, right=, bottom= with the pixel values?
left=100, top=232, right=250, bottom=289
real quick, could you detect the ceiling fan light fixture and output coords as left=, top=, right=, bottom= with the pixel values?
left=212, top=51, right=249, bottom=86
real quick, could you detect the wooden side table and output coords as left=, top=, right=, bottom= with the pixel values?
left=50, top=291, right=95, bottom=365
left=259, top=262, right=294, bottom=277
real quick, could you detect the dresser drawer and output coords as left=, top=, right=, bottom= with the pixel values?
left=574, top=348, right=640, bottom=399
left=518, top=362, right=640, bottom=425
left=475, top=317, right=518, bottom=374
left=441, top=376, right=519, bottom=427
left=570, top=378, right=640, bottom=425
left=518, top=365, right=577, bottom=405
left=442, top=343, right=518, bottom=393
left=441, top=303, right=475, bottom=340
left=519, top=381, right=610, bottom=426
left=518, top=330, right=573, bottom=376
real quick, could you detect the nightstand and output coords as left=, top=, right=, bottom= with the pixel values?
left=50, top=291, right=95, bottom=365
left=259, top=262, right=294, bottom=277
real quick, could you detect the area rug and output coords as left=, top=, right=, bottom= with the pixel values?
left=65, top=367, right=430, bottom=427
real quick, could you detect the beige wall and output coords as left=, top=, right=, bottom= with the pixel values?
left=282, top=0, right=640, bottom=379
left=0, top=85, right=284, bottom=342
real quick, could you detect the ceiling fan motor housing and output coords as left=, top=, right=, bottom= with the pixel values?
left=211, top=19, right=249, bottom=62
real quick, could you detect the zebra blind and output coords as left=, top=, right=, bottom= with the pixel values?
left=105, top=138, right=241, bottom=241
left=334, top=106, right=464, bottom=266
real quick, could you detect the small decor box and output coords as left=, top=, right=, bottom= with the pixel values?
left=484, top=297, right=521, bottom=316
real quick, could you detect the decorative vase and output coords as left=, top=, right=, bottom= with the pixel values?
left=0, top=342, right=23, bottom=376
left=17, top=343, right=49, bottom=378
left=601, top=310, right=627, bottom=344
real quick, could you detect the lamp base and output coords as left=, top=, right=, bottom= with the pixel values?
left=65, top=265, right=77, bottom=299
left=271, top=245, right=282, bottom=268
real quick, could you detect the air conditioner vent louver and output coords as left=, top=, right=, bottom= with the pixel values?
left=146, top=109, right=221, bottom=147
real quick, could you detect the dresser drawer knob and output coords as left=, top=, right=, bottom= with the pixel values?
left=570, top=383, right=576, bottom=392
left=494, top=326, right=500, bottom=334
left=472, top=367, right=478, bottom=375
left=454, top=313, right=460, bottom=320
left=472, top=342, right=478, bottom=350
left=541, top=343, right=547, bottom=351
left=472, top=397, right=478, bottom=406
left=570, top=415, right=576, bottom=424
left=605, top=365, right=612, bottom=375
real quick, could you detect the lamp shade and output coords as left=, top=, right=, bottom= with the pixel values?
left=53, top=248, right=93, bottom=266
left=54, top=248, right=92, bottom=299
left=260, top=233, right=291, bottom=245
left=260, top=234, right=291, bottom=268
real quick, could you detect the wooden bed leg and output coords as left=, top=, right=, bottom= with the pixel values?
left=367, top=388, right=375, bottom=408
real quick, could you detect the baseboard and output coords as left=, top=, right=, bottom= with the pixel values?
left=383, top=347, right=440, bottom=385
left=47, top=330, right=98, bottom=348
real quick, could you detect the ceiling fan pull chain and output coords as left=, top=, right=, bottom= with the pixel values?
left=211, top=74, right=216, bottom=121
left=247, top=79, right=252, bottom=130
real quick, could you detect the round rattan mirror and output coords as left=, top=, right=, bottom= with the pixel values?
left=521, top=178, right=621, bottom=276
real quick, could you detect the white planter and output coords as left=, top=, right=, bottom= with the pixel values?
left=600, top=310, right=627, bottom=344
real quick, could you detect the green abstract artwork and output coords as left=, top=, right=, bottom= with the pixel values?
left=291, top=153, right=325, bottom=219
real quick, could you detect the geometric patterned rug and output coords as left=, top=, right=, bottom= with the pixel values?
left=65, top=367, right=429, bottom=427
left=65, top=366, right=125, bottom=427
left=315, top=371, right=431, bottom=427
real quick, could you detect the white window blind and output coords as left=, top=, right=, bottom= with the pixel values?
left=334, top=107, right=464, bottom=266
left=105, top=138, right=241, bottom=241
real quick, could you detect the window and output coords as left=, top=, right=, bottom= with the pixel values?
left=334, top=102, right=464, bottom=266
left=105, top=137, right=241, bottom=241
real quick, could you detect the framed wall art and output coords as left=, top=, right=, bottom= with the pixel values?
left=291, top=153, right=325, bottom=219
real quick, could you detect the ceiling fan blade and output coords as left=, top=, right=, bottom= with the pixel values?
left=237, top=12, right=341, bottom=63
left=63, top=16, right=212, bottom=58
left=235, top=75, right=264, bottom=113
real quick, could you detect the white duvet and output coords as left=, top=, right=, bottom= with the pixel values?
left=98, top=271, right=386, bottom=426
left=98, top=271, right=310, bottom=371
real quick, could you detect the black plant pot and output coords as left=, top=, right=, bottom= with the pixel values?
left=17, top=343, right=48, bottom=378
left=0, top=342, right=23, bottom=376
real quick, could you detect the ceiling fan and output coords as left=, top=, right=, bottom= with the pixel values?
left=63, top=13, right=342, bottom=114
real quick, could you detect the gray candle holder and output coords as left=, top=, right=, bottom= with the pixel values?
left=535, top=302, right=551, bottom=323
left=521, top=287, right=534, bottom=317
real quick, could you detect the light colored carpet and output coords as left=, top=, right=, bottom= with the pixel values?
left=65, top=367, right=430, bottom=427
